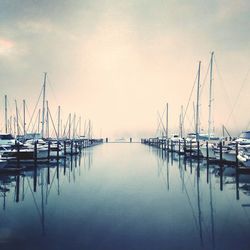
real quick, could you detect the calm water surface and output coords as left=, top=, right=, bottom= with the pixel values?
left=1, top=143, right=250, bottom=250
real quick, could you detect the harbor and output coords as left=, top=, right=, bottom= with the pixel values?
left=1, top=1, right=250, bottom=249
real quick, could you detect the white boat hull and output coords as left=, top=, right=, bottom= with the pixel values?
left=237, top=154, right=250, bottom=168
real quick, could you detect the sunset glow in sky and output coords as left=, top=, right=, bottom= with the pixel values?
left=0, top=0, right=250, bottom=138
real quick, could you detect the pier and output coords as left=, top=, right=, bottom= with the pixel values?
left=141, top=137, right=250, bottom=179
left=0, top=138, right=103, bottom=174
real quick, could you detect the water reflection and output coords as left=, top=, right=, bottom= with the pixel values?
left=1, top=144, right=250, bottom=250
left=0, top=149, right=93, bottom=239
left=149, top=146, right=250, bottom=250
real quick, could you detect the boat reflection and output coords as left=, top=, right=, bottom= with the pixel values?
left=1, top=144, right=250, bottom=250
left=151, top=147, right=250, bottom=250
left=0, top=148, right=93, bottom=236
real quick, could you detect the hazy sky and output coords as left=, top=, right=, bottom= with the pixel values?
left=0, top=0, right=250, bottom=138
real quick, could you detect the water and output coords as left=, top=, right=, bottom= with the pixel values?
left=1, top=143, right=250, bottom=250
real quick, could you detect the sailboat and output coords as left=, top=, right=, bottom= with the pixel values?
left=184, top=61, right=202, bottom=157
left=199, top=52, right=221, bottom=158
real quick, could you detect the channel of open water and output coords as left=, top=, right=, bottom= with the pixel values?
left=0, top=143, right=250, bottom=250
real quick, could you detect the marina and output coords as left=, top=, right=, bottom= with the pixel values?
left=1, top=1, right=250, bottom=249
left=1, top=49, right=250, bottom=250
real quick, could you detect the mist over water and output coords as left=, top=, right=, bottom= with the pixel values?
left=1, top=143, right=250, bottom=250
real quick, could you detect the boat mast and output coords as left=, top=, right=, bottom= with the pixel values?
left=14, top=117, right=16, bottom=136
left=73, top=113, right=76, bottom=139
left=84, top=120, right=87, bottom=137
left=179, top=114, right=182, bottom=137
left=68, top=113, right=71, bottom=139
left=193, top=102, right=196, bottom=132
left=57, top=106, right=60, bottom=140
left=195, top=61, right=201, bottom=141
left=180, top=105, right=184, bottom=138
left=4, top=95, right=8, bottom=133
left=88, top=120, right=91, bottom=139
left=208, top=52, right=214, bottom=140
left=9, top=116, right=12, bottom=134
left=60, top=119, right=63, bottom=139
left=41, top=72, right=47, bottom=138
left=38, top=109, right=41, bottom=135
left=46, top=101, right=49, bottom=138
left=166, top=103, right=168, bottom=138
left=79, top=116, right=81, bottom=136
left=23, top=99, right=26, bottom=139
left=15, top=100, right=20, bottom=136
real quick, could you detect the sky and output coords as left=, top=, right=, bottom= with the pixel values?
left=0, top=0, right=250, bottom=139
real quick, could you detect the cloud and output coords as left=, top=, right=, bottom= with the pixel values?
left=0, top=38, right=15, bottom=55
left=216, top=0, right=250, bottom=20
left=17, top=19, right=55, bottom=34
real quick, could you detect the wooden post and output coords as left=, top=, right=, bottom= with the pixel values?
left=64, top=140, right=67, bottom=155
left=235, top=142, right=239, bottom=200
left=197, top=141, right=200, bottom=178
left=34, top=140, right=37, bottom=166
left=15, top=175, right=20, bottom=202
left=75, top=141, right=77, bottom=154
left=190, top=158, right=193, bottom=174
left=33, top=140, right=38, bottom=193
left=17, top=141, right=20, bottom=168
left=235, top=142, right=239, bottom=170
left=184, top=139, right=186, bottom=156
left=184, top=153, right=187, bottom=171
left=56, top=159, right=59, bottom=179
left=219, top=141, right=222, bottom=163
left=63, top=158, right=66, bottom=175
left=206, top=141, right=209, bottom=160
left=161, top=140, right=164, bottom=157
left=219, top=141, right=223, bottom=191
left=47, top=164, right=50, bottom=185
left=79, top=140, right=82, bottom=153
left=48, top=140, right=51, bottom=160
left=33, top=168, right=37, bottom=192
left=71, top=140, right=73, bottom=155
left=206, top=141, right=209, bottom=184
left=197, top=140, right=200, bottom=160
left=57, top=140, right=59, bottom=160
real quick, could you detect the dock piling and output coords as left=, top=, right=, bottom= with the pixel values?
left=48, top=140, right=51, bottom=160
